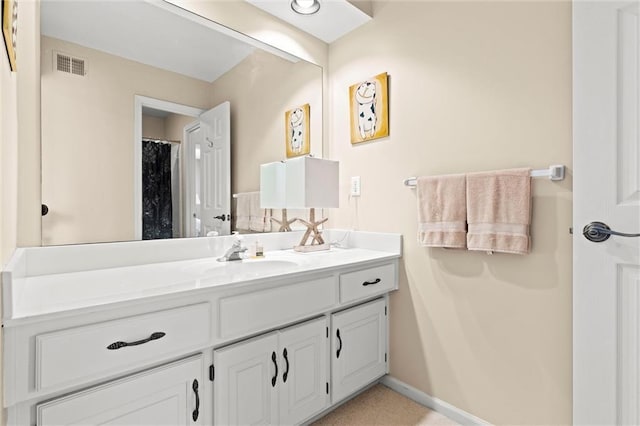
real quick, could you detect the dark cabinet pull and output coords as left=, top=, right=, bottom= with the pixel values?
left=271, top=351, right=278, bottom=387
left=106, top=332, right=166, bottom=350
left=283, top=348, right=290, bottom=383
left=192, top=379, right=200, bottom=421
left=362, top=278, right=381, bottom=286
left=41, top=204, right=49, bottom=216
left=336, top=329, right=342, bottom=358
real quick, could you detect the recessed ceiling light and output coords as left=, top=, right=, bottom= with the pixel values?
left=290, top=0, right=320, bottom=15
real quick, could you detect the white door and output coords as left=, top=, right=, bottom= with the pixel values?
left=331, top=298, right=387, bottom=404
left=183, top=102, right=231, bottom=237
left=278, top=317, right=329, bottom=425
left=213, top=333, right=279, bottom=425
left=574, top=2, right=640, bottom=424
left=199, top=101, right=231, bottom=236
left=37, top=356, right=203, bottom=425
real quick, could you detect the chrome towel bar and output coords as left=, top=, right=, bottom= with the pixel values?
left=403, top=165, right=565, bottom=187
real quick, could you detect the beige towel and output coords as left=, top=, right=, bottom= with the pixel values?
left=466, top=168, right=532, bottom=254
left=235, top=192, right=269, bottom=232
left=416, top=174, right=467, bottom=248
left=248, top=192, right=265, bottom=232
left=235, top=192, right=252, bottom=231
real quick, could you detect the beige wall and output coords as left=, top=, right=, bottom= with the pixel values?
left=327, top=2, right=572, bottom=424
left=142, top=114, right=195, bottom=142
left=165, top=114, right=196, bottom=142
left=41, top=36, right=212, bottom=245
left=142, top=115, right=167, bottom=140
left=209, top=50, right=322, bottom=194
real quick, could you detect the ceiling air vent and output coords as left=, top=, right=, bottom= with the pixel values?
left=54, top=52, right=86, bottom=76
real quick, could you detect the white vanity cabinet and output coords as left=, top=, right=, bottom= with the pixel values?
left=213, top=317, right=329, bottom=426
left=4, top=232, right=402, bottom=426
left=36, top=355, right=204, bottom=426
left=331, top=298, right=388, bottom=403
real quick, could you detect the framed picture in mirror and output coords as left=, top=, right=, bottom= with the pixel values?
left=2, top=0, right=17, bottom=71
left=285, top=103, right=310, bottom=158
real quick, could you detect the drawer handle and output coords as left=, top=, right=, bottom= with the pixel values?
left=271, top=351, right=278, bottom=387
left=106, top=331, right=166, bottom=350
left=362, top=278, right=381, bottom=286
left=192, top=379, right=200, bottom=421
left=336, top=329, right=342, bottom=358
left=283, top=348, right=290, bottom=383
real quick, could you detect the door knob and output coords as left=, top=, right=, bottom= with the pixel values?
left=214, top=215, right=226, bottom=221
left=583, top=221, right=640, bottom=242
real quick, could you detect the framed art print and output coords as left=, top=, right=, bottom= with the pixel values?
left=349, top=72, right=389, bottom=144
left=285, top=103, right=310, bottom=158
left=2, top=0, right=17, bottom=71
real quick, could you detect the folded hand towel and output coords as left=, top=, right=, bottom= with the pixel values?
left=234, top=193, right=252, bottom=231
left=416, top=174, right=467, bottom=248
left=466, top=168, right=532, bottom=254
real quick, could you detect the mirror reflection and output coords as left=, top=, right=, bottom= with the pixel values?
left=40, top=0, right=322, bottom=246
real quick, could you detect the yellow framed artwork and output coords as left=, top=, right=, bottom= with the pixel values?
left=349, top=72, right=389, bottom=144
left=285, top=103, right=310, bottom=158
left=2, top=0, right=17, bottom=71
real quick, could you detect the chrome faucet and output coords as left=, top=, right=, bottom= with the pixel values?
left=218, top=238, right=247, bottom=262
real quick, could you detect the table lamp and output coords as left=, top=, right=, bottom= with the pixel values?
left=285, top=156, right=339, bottom=252
left=260, top=161, right=298, bottom=232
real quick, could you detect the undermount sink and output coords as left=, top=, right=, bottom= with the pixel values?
left=184, top=258, right=299, bottom=278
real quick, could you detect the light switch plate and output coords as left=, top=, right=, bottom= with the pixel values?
left=350, top=176, right=361, bottom=197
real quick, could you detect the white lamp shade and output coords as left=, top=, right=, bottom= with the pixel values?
left=260, top=162, right=286, bottom=208
left=285, top=157, right=339, bottom=208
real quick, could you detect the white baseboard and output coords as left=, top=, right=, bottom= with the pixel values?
left=380, top=376, right=490, bottom=425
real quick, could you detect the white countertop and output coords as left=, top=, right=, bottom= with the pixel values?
left=3, top=230, right=402, bottom=323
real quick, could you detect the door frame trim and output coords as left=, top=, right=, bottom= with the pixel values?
left=182, top=120, right=201, bottom=238
left=133, top=95, right=204, bottom=240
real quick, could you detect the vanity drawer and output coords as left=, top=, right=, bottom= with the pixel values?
left=35, top=303, right=212, bottom=391
left=339, top=263, right=396, bottom=303
left=218, top=276, right=336, bottom=340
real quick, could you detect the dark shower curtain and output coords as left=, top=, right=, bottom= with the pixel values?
left=142, top=140, right=173, bottom=240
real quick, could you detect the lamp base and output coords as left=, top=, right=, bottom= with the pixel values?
left=270, top=208, right=298, bottom=232
left=294, top=243, right=330, bottom=253
left=295, top=208, right=328, bottom=251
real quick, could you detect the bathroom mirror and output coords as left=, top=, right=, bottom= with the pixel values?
left=40, top=0, right=322, bottom=246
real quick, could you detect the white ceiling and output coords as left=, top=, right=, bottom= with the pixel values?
left=40, top=1, right=257, bottom=83
left=245, top=0, right=372, bottom=44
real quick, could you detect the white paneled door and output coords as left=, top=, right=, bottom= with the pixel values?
left=184, top=102, right=231, bottom=237
left=198, top=101, right=231, bottom=236
left=573, top=1, right=640, bottom=424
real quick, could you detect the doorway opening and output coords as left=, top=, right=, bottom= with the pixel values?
left=134, top=96, right=204, bottom=240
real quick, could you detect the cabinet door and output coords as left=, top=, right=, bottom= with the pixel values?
left=37, top=355, right=204, bottom=425
left=331, top=298, right=387, bottom=403
left=213, top=333, right=279, bottom=425
left=278, top=317, right=329, bottom=425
